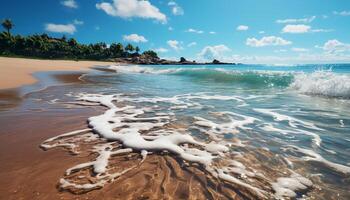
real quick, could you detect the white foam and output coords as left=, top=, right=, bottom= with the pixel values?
left=272, top=173, right=312, bottom=199
left=254, top=109, right=322, bottom=146
left=194, top=111, right=259, bottom=135
left=290, top=71, right=350, bottom=98
left=41, top=93, right=284, bottom=198
left=284, top=145, right=350, bottom=174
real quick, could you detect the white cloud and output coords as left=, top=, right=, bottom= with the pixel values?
left=259, top=31, right=265, bottom=34
left=225, top=53, right=350, bottom=64
left=61, top=0, right=78, bottom=9
left=282, top=24, right=311, bottom=33
left=167, top=40, right=182, bottom=51
left=186, top=28, right=203, bottom=34
left=209, top=31, right=216, bottom=34
left=246, top=36, right=292, bottom=47
left=123, top=34, right=148, bottom=43
left=321, top=39, right=350, bottom=54
left=45, top=23, right=76, bottom=34
left=274, top=49, right=287, bottom=53
left=276, top=16, right=316, bottom=24
left=168, top=1, right=184, bottom=16
left=333, top=11, right=350, bottom=16
left=291, top=47, right=309, bottom=52
left=96, top=0, right=167, bottom=23
left=198, top=45, right=231, bottom=61
left=168, top=26, right=173, bottom=31
left=73, top=19, right=84, bottom=25
left=187, top=42, right=197, bottom=47
left=154, top=47, right=169, bottom=53
left=282, top=24, right=334, bottom=34
left=310, top=29, right=333, bottom=33
left=236, top=25, right=249, bottom=31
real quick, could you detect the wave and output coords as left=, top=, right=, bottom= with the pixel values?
left=290, top=71, right=350, bottom=98
left=107, top=65, right=293, bottom=87
left=106, top=65, right=350, bottom=98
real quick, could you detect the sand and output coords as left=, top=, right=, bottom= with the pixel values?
left=0, top=57, right=115, bottom=90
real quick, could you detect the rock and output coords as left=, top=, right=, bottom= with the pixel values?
left=180, top=57, right=187, bottom=63
left=212, top=59, right=221, bottom=64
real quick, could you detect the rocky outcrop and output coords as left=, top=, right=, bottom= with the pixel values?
left=114, top=56, right=236, bottom=65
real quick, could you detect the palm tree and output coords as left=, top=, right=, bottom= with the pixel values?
left=2, top=19, right=14, bottom=34
left=125, top=43, right=135, bottom=53
left=135, top=46, right=140, bottom=54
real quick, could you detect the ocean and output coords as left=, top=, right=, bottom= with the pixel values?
left=36, top=63, right=350, bottom=199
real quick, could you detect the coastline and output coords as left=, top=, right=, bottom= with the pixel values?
left=0, top=57, right=115, bottom=90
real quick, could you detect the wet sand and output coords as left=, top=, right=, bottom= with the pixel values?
left=0, top=93, right=243, bottom=200
left=0, top=57, right=115, bottom=90
left=0, top=108, right=252, bottom=200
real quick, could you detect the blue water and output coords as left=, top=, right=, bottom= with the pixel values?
left=26, top=64, right=350, bottom=199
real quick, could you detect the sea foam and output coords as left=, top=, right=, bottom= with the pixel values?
left=290, top=71, right=350, bottom=98
left=41, top=92, right=316, bottom=199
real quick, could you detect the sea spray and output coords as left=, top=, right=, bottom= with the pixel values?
left=290, top=71, right=350, bottom=98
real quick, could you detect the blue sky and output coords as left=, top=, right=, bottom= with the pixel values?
left=1, top=0, right=350, bottom=64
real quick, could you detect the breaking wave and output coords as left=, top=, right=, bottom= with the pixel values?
left=105, top=65, right=350, bottom=98
left=290, top=71, right=350, bottom=98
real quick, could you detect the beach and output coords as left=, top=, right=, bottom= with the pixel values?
left=0, top=57, right=115, bottom=90
left=0, top=59, right=349, bottom=200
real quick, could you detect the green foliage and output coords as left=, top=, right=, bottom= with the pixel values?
left=125, top=43, right=135, bottom=53
left=0, top=31, right=158, bottom=61
left=0, top=19, right=160, bottom=60
left=1, top=19, right=13, bottom=34
left=142, top=50, right=159, bottom=59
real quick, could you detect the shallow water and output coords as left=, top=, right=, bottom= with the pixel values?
left=33, top=64, right=350, bottom=199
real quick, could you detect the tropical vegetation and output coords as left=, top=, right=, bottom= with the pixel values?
left=0, top=19, right=158, bottom=61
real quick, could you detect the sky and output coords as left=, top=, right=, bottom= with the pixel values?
left=1, top=0, right=350, bottom=64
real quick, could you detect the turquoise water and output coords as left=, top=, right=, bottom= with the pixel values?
left=27, top=64, right=350, bottom=199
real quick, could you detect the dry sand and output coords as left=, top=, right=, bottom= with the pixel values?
left=0, top=57, right=114, bottom=90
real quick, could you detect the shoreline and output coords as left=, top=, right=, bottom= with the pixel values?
left=0, top=57, right=116, bottom=90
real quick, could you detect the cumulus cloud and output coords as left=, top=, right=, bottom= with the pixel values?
left=96, top=0, right=167, bottom=23
left=333, top=11, right=350, bottom=16
left=246, top=36, right=292, bottom=47
left=291, top=47, right=309, bottom=52
left=198, top=45, right=231, bottom=60
left=123, top=34, right=148, bottom=43
left=61, top=0, right=78, bottom=8
left=321, top=39, right=350, bottom=54
left=209, top=31, right=216, bottom=34
left=276, top=16, right=316, bottom=24
left=154, top=47, right=169, bottom=53
left=186, top=28, right=203, bottom=34
left=282, top=24, right=311, bottom=33
left=282, top=24, right=333, bottom=34
left=236, top=25, right=249, bottom=31
left=167, top=40, right=182, bottom=51
left=187, top=42, right=197, bottom=47
left=45, top=23, right=76, bottom=34
left=168, top=1, right=184, bottom=16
